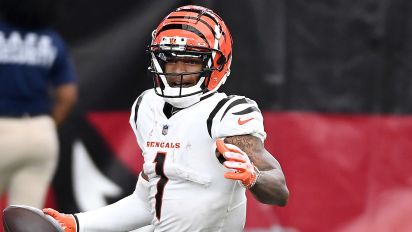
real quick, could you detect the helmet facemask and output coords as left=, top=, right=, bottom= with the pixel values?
left=148, top=41, right=225, bottom=108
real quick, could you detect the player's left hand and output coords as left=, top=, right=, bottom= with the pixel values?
left=216, top=139, right=259, bottom=188
left=43, top=208, right=77, bottom=232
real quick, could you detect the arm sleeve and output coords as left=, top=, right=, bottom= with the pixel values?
left=75, top=173, right=152, bottom=232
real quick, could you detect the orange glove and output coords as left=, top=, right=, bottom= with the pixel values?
left=216, top=139, right=260, bottom=188
left=43, top=208, right=77, bottom=232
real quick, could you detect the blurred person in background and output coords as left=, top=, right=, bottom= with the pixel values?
left=43, top=5, right=288, bottom=232
left=0, top=0, right=77, bottom=208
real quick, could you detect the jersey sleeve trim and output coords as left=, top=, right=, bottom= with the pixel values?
left=132, top=93, right=145, bottom=131
left=207, top=96, right=233, bottom=137
left=130, top=90, right=150, bottom=149
left=220, top=98, right=260, bottom=121
left=210, top=95, right=267, bottom=141
left=231, top=106, right=261, bottom=115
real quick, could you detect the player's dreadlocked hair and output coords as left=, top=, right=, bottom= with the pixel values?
left=0, top=0, right=62, bottom=28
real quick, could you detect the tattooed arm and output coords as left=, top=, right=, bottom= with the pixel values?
left=224, top=135, right=289, bottom=206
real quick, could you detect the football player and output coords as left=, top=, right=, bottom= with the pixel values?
left=43, top=5, right=289, bottom=232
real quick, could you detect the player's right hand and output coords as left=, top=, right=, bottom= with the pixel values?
left=43, top=208, right=77, bottom=232
left=216, top=139, right=259, bottom=189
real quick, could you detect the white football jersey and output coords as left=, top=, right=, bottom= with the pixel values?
left=129, top=89, right=266, bottom=232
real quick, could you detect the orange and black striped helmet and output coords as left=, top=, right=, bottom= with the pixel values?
left=148, top=5, right=233, bottom=107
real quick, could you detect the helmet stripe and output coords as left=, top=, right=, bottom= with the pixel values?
left=157, top=23, right=210, bottom=47
left=167, top=16, right=215, bottom=37
left=177, top=9, right=220, bottom=27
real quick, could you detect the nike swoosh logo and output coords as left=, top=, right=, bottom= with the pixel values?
left=238, top=117, right=254, bottom=125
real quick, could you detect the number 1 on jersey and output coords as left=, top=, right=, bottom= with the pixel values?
left=154, top=152, right=168, bottom=220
